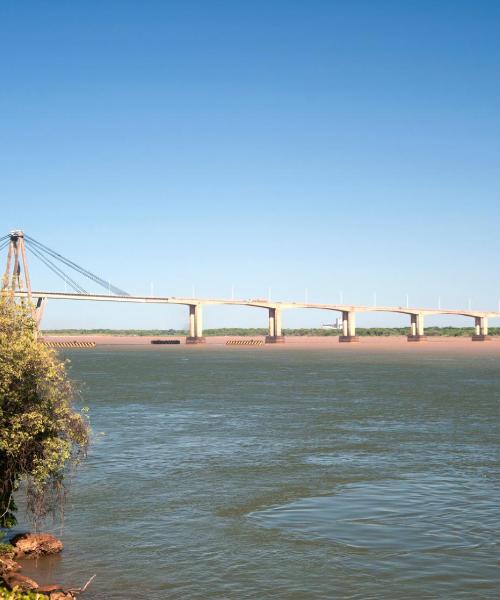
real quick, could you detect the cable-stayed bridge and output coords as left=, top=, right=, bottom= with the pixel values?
left=1, top=230, right=498, bottom=343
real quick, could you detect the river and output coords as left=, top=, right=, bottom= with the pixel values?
left=19, top=346, right=500, bottom=599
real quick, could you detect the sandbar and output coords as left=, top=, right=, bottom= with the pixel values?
left=40, top=334, right=500, bottom=354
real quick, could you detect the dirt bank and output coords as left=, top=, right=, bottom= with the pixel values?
left=40, top=334, right=500, bottom=353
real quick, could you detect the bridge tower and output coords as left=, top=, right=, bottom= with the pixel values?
left=2, top=230, right=32, bottom=301
left=2, top=230, right=46, bottom=326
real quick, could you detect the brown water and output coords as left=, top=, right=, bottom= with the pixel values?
left=17, top=347, right=500, bottom=599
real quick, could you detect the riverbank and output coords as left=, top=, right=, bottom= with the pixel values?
left=40, top=334, right=500, bottom=352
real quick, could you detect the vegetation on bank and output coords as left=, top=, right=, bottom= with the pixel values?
left=42, top=327, right=500, bottom=337
left=0, top=588, right=48, bottom=599
left=0, top=587, right=48, bottom=599
left=0, top=543, right=11, bottom=556
left=0, top=296, right=90, bottom=529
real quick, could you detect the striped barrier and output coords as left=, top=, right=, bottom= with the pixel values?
left=226, top=339, right=264, bottom=346
left=42, top=341, right=96, bottom=349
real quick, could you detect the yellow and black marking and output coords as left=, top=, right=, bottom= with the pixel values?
left=226, top=339, right=264, bottom=346
left=42, top=341, right=97, bottom=348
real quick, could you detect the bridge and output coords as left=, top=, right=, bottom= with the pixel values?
left=2, top=230, right=498, bottom=343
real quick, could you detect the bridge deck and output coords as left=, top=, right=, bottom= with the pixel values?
left=8, top=290, right=500, bottom=318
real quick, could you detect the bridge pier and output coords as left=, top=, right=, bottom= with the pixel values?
left=407, top=313, right=427, bottom=341
left=34, top=296, right=47, bottom=327
left=186, top=304, right=206, bottom=344
left=339, top=311, right=359, bottom=342
left=472, top=316, right=491, bottom=341
left=265, top=307, right=285, bottom=343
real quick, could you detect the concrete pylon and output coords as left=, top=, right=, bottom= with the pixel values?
left=3, top=231, right=32, bottom=301
left=407, top=313, right=427, bottom=341
left=339, top=311, right=359, bottom=342
left=34, top=297, right=47, bottom=328
left=265, top=307, right=285, bottom=343
left=186, top=304, right=206, bottom=344
left=2, top=230, right=42, bottom=335
left=472, top=316, right=491, bottom=341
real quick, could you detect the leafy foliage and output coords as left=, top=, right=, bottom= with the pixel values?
left=0, top=586, right=48, bottom=599
left=0, top=296, right=90, bottom=527
left=0, top=530, right=11, bottom=555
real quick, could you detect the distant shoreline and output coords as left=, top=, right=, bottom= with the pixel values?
left=40, top=334, right=500, bottom=351
left=41, top=327, right=500, bottom=338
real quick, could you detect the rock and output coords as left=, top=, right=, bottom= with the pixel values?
left=37, top=584, right=76, bottom=599
left=0, top=556, right=21, bottom=573
left=10, top=533, right=63, bottom=558
left=2, top=571, right=39, bottom=591
left=38, top=584, right=66, bottom=593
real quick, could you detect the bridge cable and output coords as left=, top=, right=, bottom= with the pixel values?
left=25, top=235, right=128, bottom=296
left=26, top=244, right=88, bottom=294
left=24, top=235, right=129, bottom=296
left=26, top=245, right=88, bottom=294
left=25, top=236, right=116, bottom=293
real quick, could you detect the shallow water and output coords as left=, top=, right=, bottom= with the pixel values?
left=17, top=347, right=500, bottom=599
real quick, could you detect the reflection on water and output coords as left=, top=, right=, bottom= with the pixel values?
left=16, top=347, right=500, bottom=599
left=250, top=476, right=499, bottom=552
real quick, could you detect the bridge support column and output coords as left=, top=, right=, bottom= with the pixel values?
left=34, top=297, right=47, bottom=328
left=186, top=304, right=206, bottom=344
left=407, top=313, right=427, bottom=341
left=339, top=311, right=359, bottom=342
left=472, top=316, right=491, bottom=341
left=265, top=307, right=285, bottom=343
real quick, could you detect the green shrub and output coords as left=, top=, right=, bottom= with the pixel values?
left=0, top=296, right=90, bottom=527
left=0, top=587, right=48, bottom=599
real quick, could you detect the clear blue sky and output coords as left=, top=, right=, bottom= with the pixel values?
left=2, top=1, right=499, bottom=329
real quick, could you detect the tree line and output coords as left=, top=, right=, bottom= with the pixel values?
left=42, top=327, right=500, bottom=337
